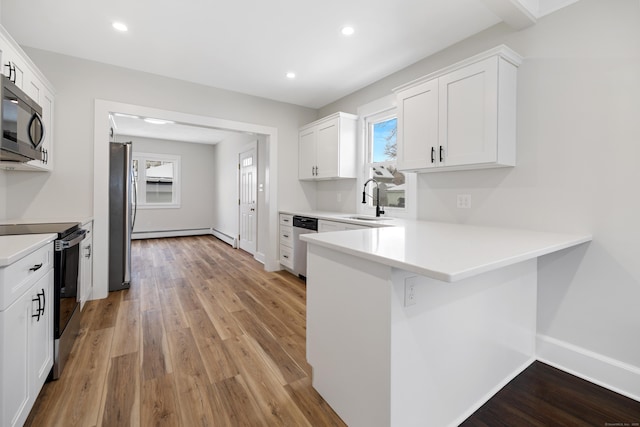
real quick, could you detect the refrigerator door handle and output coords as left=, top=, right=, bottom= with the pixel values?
left=132, top=168, right=138, bottom=230
left=124, top=142, right=132, bottom=284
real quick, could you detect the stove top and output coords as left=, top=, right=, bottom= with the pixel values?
left=0, top=222, right=80, bottom=237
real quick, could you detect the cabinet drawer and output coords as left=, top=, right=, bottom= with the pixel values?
left=279, top=245, right=294, bottom=269
left=280, top=225, right=293, bottom=246
left=0, top=244, right=53, bottom=311
left=280, top=214, right=293, bottom=227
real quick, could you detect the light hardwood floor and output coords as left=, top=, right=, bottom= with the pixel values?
left=25, top=235, right=346, bottom=427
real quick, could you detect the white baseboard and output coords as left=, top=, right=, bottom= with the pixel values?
left=537, top=334, right=640, bottom=402
left=254, top=251, right=266, bottom=265
left=132, top=228, right=211, bottom=240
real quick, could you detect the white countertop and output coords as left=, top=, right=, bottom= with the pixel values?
left=279, top=210, right=399, bottom=228
left=301, top=220, right=591, bottom=282
left=0, top=234, right=57, bottom=267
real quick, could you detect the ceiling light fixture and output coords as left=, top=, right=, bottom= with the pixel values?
left=112, top=22, right=128, bottom=32
left=144, top=118, right=174, bottom=125
left=341, top=26, right=355, bottom=36
left=286, top=72, right=296, bottom=79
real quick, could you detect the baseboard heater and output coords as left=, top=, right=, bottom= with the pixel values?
left=132, top=228, right=212, bottom=240
left=210, top=228, right=238, bottom=248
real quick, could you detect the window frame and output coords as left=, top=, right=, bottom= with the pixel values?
left=133, top=152, right=181, bottom=209
left=357, top=95, right=417, bottom=219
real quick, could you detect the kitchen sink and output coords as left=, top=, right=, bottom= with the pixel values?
left=346, top=215, right=393, bottom=221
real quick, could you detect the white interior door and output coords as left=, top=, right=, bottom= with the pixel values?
left=239, top=144, right=257, bottom=255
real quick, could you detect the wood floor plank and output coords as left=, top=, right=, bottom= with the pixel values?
left=51, top=327, right=114, bottom=427
left=101, top=352, right=140, bottom=427
left=139, top=277, right=160, bottom=312
left=158, top=287, right=189, bottom=331
left=232, top=309, right=306, bottom=385
left=167, top=327, right=216, bottom=425
left=141, top=374, right=181, bottom=427
left=185, top=308, right=239, bottom=383
left=141, top=309, right=172, bottom=381
left=284, top=377, right=347, bottom=427
left=224, top=334, right=312, bottom=426
left=111, top=298, right=141, bottom=356
left=196, top=288, right=243, bottom=340
left=209, top=375, right=266, bottom=427
left=83, top=291, right=122, bottom=331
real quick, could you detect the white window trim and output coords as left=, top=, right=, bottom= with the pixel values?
left=133, top=152, right=181, bottom=209
left=356, top=95, right=417, bottom=219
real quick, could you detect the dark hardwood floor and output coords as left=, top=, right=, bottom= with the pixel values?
left=462, top=361, right=640, bottom=426
left=24, top=235, right=640, bottom=426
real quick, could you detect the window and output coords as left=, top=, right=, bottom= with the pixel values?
left=133, top=152, right=180, bottom=208
left=366, top=111, right=406, bottom=209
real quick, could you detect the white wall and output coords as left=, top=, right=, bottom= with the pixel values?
left=125, top=135, right=216, bottom=234
left=4, top=48, right=317, bottom=221
left=211, top=132, right=256, bottom=240
left=318, top=0, right=640, bottom=394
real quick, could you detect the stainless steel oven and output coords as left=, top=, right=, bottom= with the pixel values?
left=53, top=226, right=86, bottom=379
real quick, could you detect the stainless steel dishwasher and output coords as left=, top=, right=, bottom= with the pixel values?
left=292, top=216, right=318, bottom=278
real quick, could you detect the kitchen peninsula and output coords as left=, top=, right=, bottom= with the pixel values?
left=301, top=221, right=591, bottom=427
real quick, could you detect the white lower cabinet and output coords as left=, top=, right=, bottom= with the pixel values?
left=0, top=254, right=53, bottom=427
left=279, top=214, right=294, bottom=269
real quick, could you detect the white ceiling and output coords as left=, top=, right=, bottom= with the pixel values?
left=1, top=0, right=578, bottom=142
left=0, top=0, right=516, bottom=109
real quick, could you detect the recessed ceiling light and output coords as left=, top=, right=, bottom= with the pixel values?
left=341, top=26, right=355, bottom=36
left=144, top=118, right=174, bottom=125
left=112, top=22, right=128, bottom=32
left=286, top=72, right=296, bottom=79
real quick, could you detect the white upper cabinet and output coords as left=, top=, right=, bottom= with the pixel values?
left=395, top=45, right=522, bottom=173
left=298, top=112, right=357, bottom=180
left=0, top=25, right=56, bottom=172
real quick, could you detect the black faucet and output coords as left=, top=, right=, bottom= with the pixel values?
left=362, top=178, right=385, bottom=217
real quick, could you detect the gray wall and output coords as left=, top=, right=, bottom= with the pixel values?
left=318, top=0, right=640, bottom=371
left=0, top=171, right=6, bottom=218
left=125, top=135, right=216, bottom=234
left=3, top=48, right=318, bottom=221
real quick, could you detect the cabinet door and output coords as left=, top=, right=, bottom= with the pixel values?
left=0, top=289, right=30, bottom=427
left=397, top=79, right=439, bottom=171
left=438, top=57, right=498, bottom=167
left=298, top=127, right=316, bottom=180
left=315, top=118, right=340, bottom=179
left=1, top=44, right=25, bottom=88
left=29, top=270, right=54, bottom=392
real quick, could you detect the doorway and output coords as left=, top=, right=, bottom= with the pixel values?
left=239, top=142, right=258, bottom=255
left=93, top=100, right=279, bottom=300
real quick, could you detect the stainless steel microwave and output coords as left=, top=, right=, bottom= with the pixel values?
left=0, top=75, right=44, bottom=162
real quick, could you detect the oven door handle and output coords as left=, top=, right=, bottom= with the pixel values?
left=55, top=229, right=87, bottom=251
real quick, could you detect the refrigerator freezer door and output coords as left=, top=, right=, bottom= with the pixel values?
left=108, top=142, right=132, bottom=291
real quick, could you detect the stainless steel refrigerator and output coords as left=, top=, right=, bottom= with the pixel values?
left=109, top=141, right=136, bottom=291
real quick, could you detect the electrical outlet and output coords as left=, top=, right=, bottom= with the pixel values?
left=457, top=194, right=471, bottom=209
left=404, top=279, right=417, bottom=307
